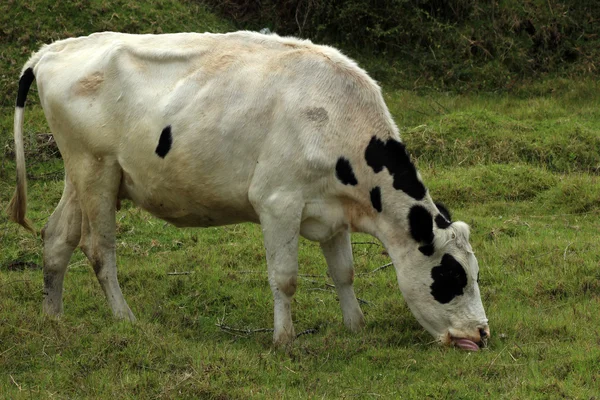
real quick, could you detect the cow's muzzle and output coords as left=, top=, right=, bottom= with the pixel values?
left=447, top=324, right=490, bottom=351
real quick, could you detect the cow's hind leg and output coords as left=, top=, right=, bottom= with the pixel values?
left=77, top=159, right=135, bottom=321
left=42, top=176, right=82, bottom=316
left=320, top=230, right=365, bottom=332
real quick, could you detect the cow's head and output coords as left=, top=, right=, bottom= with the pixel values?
left=389, top=202, right=489, bottom=351
left=359, top=134, right=488, bottom=350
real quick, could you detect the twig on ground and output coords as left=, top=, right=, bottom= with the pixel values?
left=306, top=288, right=334, bottom=293
left=299, top=277, right=333, bottom=287
left=283, top=365, right=297, bottom=374
left=429, top=96, right=450, bottom=114
left=10, top=375, right=22, bottom=391
left=357, top=297, right=372, bottom=305
left=513, top=342, right=526, bottom=355
left=167, top=271, right=194, bottom=276
left=67, top=259, right=88, bottom=269
left=563, top=242, right=573, bottom=260
left=485, top=345, right=508, bottom=374
left=303, top=280, right=372, bottom=305
left=0, top=346, right=15, bottom=357
left=296, top=327, right=319, bottom=338
left=359, top=262, right=393, bottom=275
left=216, top=322, right=273, bottom=336
left=216, top=320, right=318, bottom=340
left=351, top=241, right=382, bottom=246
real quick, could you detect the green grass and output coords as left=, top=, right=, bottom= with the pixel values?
left=0, top=0, right=234, bottom=108
left=2, top=83, right=599, bottom=398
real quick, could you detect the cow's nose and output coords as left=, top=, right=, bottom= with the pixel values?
left=479, top=326, right=490, bottom=341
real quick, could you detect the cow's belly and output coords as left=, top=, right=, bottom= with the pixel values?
left=118, top=160, right=259, bottom=228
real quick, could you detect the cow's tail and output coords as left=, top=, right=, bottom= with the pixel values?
left=7, top=66, right=36, bottom=232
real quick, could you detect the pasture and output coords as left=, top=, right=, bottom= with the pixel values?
left=1, top=78, right=598, bottom=398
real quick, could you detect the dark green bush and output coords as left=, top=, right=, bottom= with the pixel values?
left=203, top=0, right=600, bottom=91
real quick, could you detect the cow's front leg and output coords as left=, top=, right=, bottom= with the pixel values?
left=320, top=230, right=365, bottom=332
left=255, top=196, right=302, bottom=346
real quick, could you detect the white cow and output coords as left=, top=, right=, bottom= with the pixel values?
left=8, top=31, right=489, bottom=350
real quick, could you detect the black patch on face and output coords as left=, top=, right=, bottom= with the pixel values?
left=408, top=205, right=434, bottom=246
left=434, top=202, right=452, bottom=229
left=435, top=202, right=452, bottom=224
left=364, top=136, right=426, bottom=200
left=16, top=68, right=35, bottom=108
left=435, top=214, right=451, bottom=229
left=335, top=157, right=358, bottom=186
left=370, top=186, right=382, bottom=212
left=430, top=254, right=468, bottom=304
left=155, top=125, right=172, bottom=158
left=418, top=243, right=435, bottom=256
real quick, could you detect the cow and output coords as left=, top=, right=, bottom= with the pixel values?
left=8, top=31, right=489, bottom=350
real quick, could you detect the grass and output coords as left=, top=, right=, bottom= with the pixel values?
left=2, top=84, right=599, bottom=398
left=0, top=0, right=234, bottom=108
left=1, top=2, right=599, bottom=398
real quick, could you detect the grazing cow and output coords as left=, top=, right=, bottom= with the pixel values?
left=8, top=31, right=489, bottom=350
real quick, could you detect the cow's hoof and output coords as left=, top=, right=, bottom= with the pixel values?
left=344, top=312, right=366, bottom=332
left=114, top=308, right=137, bottom=322
left=273, top=328, right=296, bottom=347
left=43, top=301, right=63, bottom=317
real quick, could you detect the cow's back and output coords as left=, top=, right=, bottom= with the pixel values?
left=31, top=31, right=396, bottom=227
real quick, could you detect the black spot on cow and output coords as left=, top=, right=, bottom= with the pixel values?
left=16, top=68, right=35, bottom=108
left=408, top=204, right=434, bottom=246
left=155, top=125, right=172, bottom=158
left=435, top=214, right=451, bottom=229
left=335, top=157, right=358, bottom=186
left=370, top=186, right=382, bottom=212
left=364, top=136, right=426, bottom=200
left=430, top=254, right=468, bottom=304
left=418, top=243, right=435, bottom=256
left=435, top=202, right=452, bottom=224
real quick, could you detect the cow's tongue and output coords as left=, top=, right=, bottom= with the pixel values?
left=454, top=338, right=480, bottom=351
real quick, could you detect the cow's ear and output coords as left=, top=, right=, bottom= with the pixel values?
left=435, top=202, right=452, bottom=222
left=408, top=205, right=435, bottom=256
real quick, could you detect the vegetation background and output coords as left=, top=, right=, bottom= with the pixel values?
left=1, top=0, right=599, bottom=398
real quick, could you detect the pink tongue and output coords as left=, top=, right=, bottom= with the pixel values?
left=455, top=339, right=480, bottom=351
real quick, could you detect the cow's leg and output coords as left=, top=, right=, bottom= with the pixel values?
left=320, top=230, right=365, bottom=332
left=42, top=176, right=82, bottom=316
left=252, top=194, right=302, bottom=346
left=77, top=160, right=135, bottom=321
